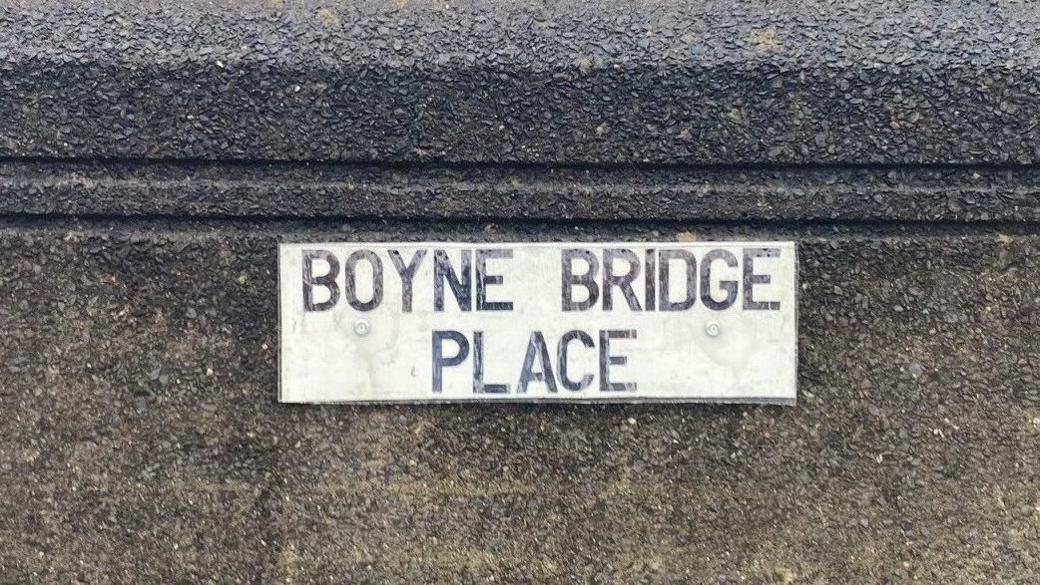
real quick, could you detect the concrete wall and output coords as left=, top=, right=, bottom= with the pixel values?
left=2, top=2, right=1039, bottom=583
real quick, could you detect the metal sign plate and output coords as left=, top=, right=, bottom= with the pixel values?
left=278, top=241, right=797, bottom=404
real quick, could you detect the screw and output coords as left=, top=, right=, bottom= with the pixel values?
left=705, top=321, right=721, bottom=337
left=354, top=319, right=371, bottom=336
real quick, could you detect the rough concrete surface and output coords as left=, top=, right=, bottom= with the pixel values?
left=2, top=0, right=1040, bottom=583
left=1, top=220, right=1039, bottom=583
left=1, top=1, right=1040, bottom=164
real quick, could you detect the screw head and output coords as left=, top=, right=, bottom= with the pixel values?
left=705, top=321, right=721, bottom=337
left=354, top=319, right=371, bottom=336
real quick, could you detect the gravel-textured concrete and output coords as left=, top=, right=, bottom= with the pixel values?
left=2, top=1, right=1040, bottom=164
left=3, top=1, right=1040, bottom=583
left=1, top=220, right=1039, bottom=583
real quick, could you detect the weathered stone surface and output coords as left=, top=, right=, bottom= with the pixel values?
left=1, top=1, right=1039, bottom=164
left=1, top=221, right=1038, bottom=582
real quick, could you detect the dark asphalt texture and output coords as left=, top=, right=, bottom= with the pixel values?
left=2, top=1, right=1040, bottom=583
left=1, top=1, right=1039, bottom=164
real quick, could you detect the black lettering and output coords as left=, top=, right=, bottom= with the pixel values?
left=517, top=331, right=557, bottom=393
left=561, top=249, right=599, bottom=311
left=700, top=249, right=738, bottom=311
left=388, top=249, right=426, bottom=312
left=644, top=248, right=656, bottom=311
left=659, top=249, right=697, bottom=311
left=473, top=331, right=509, bottom=393
left=476, top=248, right=514, bottom=311
left=434, top=249, right=472, bottom=311
left=301, top=249, right=340, bottom=312
left=602, top=249, right=642, bottom=311
left=431, top=330, right=469, bottom=393
left=743, top=247, right=781, bottom=310
left=557, top=330, right=595, bottom=391
left=599, top=329, right=637, bottom=392
left=343, top=249, right=383, bottom=311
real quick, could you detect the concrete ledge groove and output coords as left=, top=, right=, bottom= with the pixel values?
left=1, top=217, right=1038, bottom=241
left=3, top=160, right=1040, bottom=222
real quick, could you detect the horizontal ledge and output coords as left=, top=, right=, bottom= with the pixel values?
left=1, top=217, right=1039, bottom=242
left=0, top=1, right=1038, bottom=165
left=1, top=160, right=1040, bottom=223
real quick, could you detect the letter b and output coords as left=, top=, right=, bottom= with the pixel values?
left=302, top=250, right=340, bottom=311
left=561, top=249, right=599, bottom=311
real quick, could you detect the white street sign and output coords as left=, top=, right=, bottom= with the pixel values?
left=279, top=241, right=797, bottom=404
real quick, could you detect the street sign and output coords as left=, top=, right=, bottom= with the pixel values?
left=278, top=241, right=797, bottom=404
